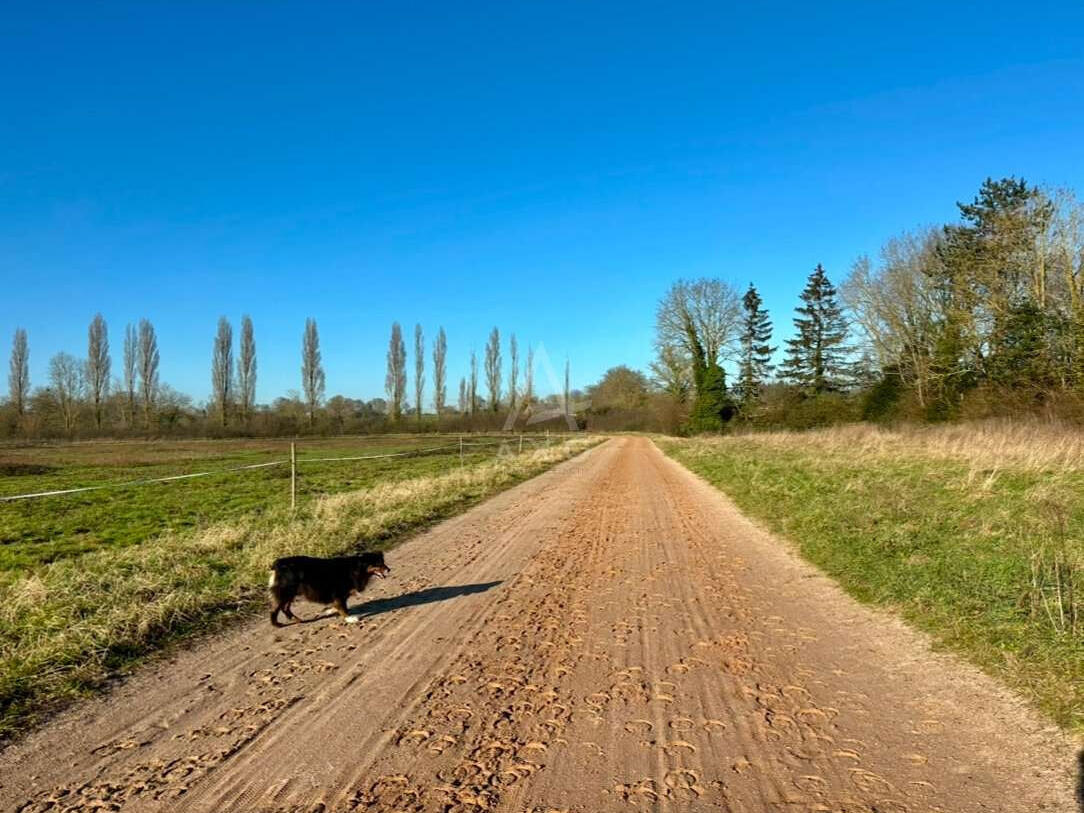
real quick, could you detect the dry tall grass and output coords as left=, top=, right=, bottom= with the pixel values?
left=0, top=436, right=600, bottom=738
left=720, top=419, right=1084, bottom=473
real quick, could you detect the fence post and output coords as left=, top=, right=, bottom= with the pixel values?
left=290, top=442, right=297, bottom=511
left=518, top=434, right=523, bottom=455
left=459, top=436, right=464, bottom=468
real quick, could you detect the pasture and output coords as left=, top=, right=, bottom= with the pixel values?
left=0, top=435, right=532, bottom=574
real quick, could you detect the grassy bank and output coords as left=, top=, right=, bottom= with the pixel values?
left=0, top=436, right=600, bottom=740
left=659, top=422, right=1084, bottom=732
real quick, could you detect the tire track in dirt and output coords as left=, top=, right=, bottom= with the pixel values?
left=1, top=437, right=1076, bottom=812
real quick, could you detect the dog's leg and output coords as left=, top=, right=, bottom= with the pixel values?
left=333, top=596, right=358, bottom=624
left=270, top=604, right=285, bottom=627
left=283, top=602, right=303, bottom=624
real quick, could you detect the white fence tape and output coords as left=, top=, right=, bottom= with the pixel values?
left=0, top=436, right=563, bottom=503
left=0, top=459, right=289, bottom=503
left=300, top=443, right=461, bottom=463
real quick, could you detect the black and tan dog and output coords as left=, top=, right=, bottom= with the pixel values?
left=269, top=551, right=391, bottom=626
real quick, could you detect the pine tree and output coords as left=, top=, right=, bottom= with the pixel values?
left=736, top=284, right=775, bottom=412
left=782, top=265, right=850, bottom=394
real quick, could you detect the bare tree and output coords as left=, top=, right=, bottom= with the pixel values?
left=650, top=342, right=692, bottom=403
left=563, top=358, right=571, bottom=419
left=86, top=314, right=110, bottom=430
left=301, top=318, right=325, bottom=427
left=1044, top=188, right=1084, bottom=386
left=433, top=326, right=447, bottom=424
left=413, top=324, right=425, bottom=428
left=507, top=333, right=518, bottom=412
left=123, top=323, right=138, bottom=427
left=211, top=316, right=233, bottom=427
left=137, top=319, right=159, bottom=428
left=8, top=328, right=29, bottom=418
left=49, top=352, right=84, bottom=433
left=842, top=230, right=941, bottom=407
left=237, top=315, right=256, bottom=425
left=458, top=376, right=468, bottom=413
left=385, top=322, right=407, bottom=423
left=655, top=278, right=742, bottom=367
left=484, top=327, right=502, bottom=412
left=469, top=350, right=479, bottom=414
left=523, top=344, right=534, bottom=414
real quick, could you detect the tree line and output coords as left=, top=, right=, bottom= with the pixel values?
left=584, top=266, right=853, bottom=433
left=582, top=177, right=1084, bottom=433
left=3, top=315, right=576, bottom=438
left=6, top=317, right=174, bottom=437
left=9, top=176, right=1077, bottom=438
left=845, top=177, right=1084, bottom=421
left=382, top=323, right=573, bottom=430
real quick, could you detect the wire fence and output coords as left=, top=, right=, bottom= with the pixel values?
left=0, top=433, right=565, bottom=505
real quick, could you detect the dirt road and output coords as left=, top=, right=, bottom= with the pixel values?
left=1, top=437, right=1077, bottom=812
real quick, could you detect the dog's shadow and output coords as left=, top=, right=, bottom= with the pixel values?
left=349, top=581, right=502, bottom=619
left=294, top=581, right=503, bottom=625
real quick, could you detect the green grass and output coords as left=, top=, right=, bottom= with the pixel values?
left=0, top=436, right=528, bottom=573
left=659, top=425, right=1084, bottom=732
left=0, top=434, right=598, bottom=740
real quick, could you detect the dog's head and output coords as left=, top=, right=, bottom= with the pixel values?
left=355, top=551, right=390, bottom=581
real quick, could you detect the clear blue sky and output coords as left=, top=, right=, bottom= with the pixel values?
left=3, top=2, right=1084, bottom=407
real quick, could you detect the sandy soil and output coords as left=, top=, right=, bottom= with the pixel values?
left=1, top=437, right=1078, bottom=812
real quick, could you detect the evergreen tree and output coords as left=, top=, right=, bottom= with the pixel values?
left=782, top=265, right=850, bottom=394
left=675, top=306, right=736, bottom=432
left=736, top=284, right=775, bottom=412
left=686, top=362, right=735, bottom=432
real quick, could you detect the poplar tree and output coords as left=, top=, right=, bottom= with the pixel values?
left=237, top=315, right=256, bottom=425
left=469, top=351, right=479, bottom=414
left=86, top=314, right=110, bottom=430
left=301, top=318, right=325, bottom=426
left=413, top=324, right=425, bottom=428
left=8, top=328, right=29, bottom=419
left=211, top=316, right=233, bottom=427
left=123, top=323, right=137, bottom=427
left=484, top=327, right=501, bottom=412
left=137, top=319, right=159, bottom=428
left=507, top=334, right=518, bottom=411
left=432, top=327, right=447, bottom=425
left=385, top=322, right=407, bottom=422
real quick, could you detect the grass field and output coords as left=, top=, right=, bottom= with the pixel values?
left=660, top=421, right=1084, bottom=733
left=0, top=433, right=598, bottom=740
left=0, top=435, right=530, bottom=574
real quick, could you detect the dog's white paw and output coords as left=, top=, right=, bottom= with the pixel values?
left=344, top=616, right=360, bottom=624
